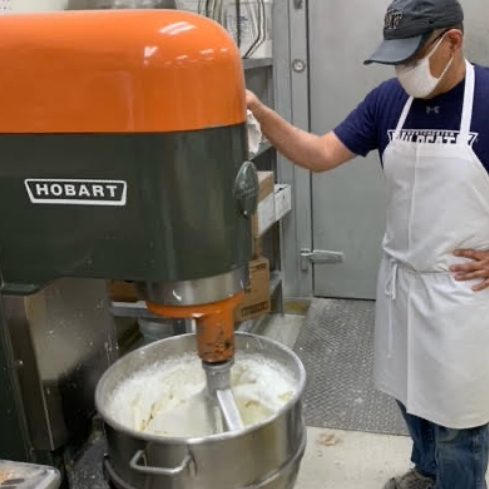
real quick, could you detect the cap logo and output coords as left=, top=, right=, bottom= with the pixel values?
left=384, top=10, right=403, bottom=31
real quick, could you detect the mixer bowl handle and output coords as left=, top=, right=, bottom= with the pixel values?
left=129, top=450, right=194, bottom=477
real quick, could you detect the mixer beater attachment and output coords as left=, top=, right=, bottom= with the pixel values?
left=147, top=293, right=244, bottom=433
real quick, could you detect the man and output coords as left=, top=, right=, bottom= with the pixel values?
left=246, top=0, right=489, bottom=488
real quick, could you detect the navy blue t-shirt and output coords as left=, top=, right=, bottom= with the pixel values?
left=334, top=65, right=489, bottom=172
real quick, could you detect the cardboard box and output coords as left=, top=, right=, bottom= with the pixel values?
left=235, top=257, right=271, bottom=322
left=274, top=184, right=292, bottom=221
left=252, top=192, right=276, bottom=237
left=257, top=171, right=274, bottom=202
left=252, top=182, right=293, bottom=242
left=109, top=281, right=140, bottom=303
left=252, top=171, right=275, bottom=238
left=252, top=235, right=263, bottom=258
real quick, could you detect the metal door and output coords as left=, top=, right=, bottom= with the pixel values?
left=308, top=0, right=489, bottom=299
left=309, top=0, right=390, bottom=299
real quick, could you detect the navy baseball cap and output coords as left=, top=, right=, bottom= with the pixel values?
left=365, top=0, right=464, bottom=66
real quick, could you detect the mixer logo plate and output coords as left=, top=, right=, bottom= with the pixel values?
left=24, top=179, right=127, bottom=206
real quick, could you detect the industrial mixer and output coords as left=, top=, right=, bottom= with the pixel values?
left=0, top=9, right=306, bottom=488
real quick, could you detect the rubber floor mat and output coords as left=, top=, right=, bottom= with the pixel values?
left=294, top=299, right=407, bottom=436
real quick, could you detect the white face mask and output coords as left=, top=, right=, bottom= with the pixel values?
left=395, top=34, right=454, bottom=99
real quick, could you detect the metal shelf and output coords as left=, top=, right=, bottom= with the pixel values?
left=270, top=271, right=282, bottom=296
left=237, top=272, right=283, bottom=333
left=243, top=58, right=273, bottom=70
left=237, top=311, right=269, bottom=334
left=257, top=204, right=292, bottom=239
left=111, top=301, right=162, bottom=321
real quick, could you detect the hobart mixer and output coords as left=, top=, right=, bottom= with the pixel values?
left=0, top=9, right=306, bottom=488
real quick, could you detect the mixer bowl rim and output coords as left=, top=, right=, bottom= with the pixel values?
left=95, top=332, right=306, bottom=445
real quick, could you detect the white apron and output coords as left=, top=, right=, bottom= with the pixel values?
left=374, top=61, right=489, bottom=429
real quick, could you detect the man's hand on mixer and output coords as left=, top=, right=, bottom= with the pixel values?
left=245, top=90, right=355, bottom=173
left=246, top=89, right=261, bottom=113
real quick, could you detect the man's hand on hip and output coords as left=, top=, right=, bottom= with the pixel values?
left=451, top=249, right=489, bottom=291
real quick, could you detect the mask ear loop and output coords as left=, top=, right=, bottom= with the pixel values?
left=428, top=32, right=455, bottom=83
left=426, top=32, right=448, bottom=60
left=403, top=32, right=453, bottom=79
left=403, top=30, right=448, bottom=68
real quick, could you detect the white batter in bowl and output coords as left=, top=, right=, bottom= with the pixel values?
left=107, top=352, right=297, bottom=438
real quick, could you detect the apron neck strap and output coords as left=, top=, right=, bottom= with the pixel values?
left=394, top=96, right=413, bottom=136
left=459, top=60, right=475, bottom=139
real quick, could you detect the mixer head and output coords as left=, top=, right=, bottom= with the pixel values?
left=0, top=10, right=256, bottom=297
left=0, top=9, right=258, bottom=437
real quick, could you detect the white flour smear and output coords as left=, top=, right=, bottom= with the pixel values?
left=107, top=353, right=296, bottom=438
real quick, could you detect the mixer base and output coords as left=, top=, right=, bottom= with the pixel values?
left=103, top=447, right=304, bottom=489
left=104, top=457, right=137, bottom=489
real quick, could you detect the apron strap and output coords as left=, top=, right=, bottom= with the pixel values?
left=394, top=95, right=414, bottom=138
left=394, top=60, right=475, bottom=142
left=459, top=60, right=475, bottom=141
left=384, top=259, right=399, bottom=359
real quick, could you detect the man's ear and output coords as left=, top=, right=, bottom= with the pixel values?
left=446, top=29, right=464, bottom=54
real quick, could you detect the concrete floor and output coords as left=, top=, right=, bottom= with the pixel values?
left=258, top=314, right=413, bottom=489
left=296, top=428, right=411, bottom=489
left=261, top=313, right=489, bottom=488
left=256, top=313, right=489, bottom=488
left=257, top=315, right=411, bottom=489
left=256, top=315, right=411, bottom=489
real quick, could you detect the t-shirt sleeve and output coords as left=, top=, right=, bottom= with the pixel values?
left=333, top=87, right=380, bottom=157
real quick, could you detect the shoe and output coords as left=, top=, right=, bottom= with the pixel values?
left=383, top=469, right=435, bottom=489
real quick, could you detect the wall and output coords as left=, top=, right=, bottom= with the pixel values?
left=1, top=0, right=68, bottom=11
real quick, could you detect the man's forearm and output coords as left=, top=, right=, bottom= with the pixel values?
left=251, top=101, right=331, bottom=172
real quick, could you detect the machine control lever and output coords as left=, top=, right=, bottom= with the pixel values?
left=234, top=161, right=259, bottom=217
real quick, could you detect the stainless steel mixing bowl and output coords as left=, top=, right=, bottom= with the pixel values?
left=96, top=332, right=306, bottom=489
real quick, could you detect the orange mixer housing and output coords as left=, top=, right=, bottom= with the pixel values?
left=148, top=294, right=245, bottom=364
